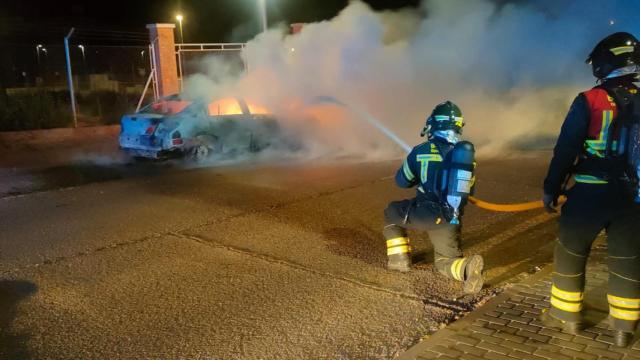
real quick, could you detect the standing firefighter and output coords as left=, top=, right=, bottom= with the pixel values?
left=542, top=32, right=640, bottom=347
left=383, top=101, right=485, bottom=294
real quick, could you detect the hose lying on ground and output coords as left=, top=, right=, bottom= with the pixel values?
left=468, top=196, right=567, bottom=212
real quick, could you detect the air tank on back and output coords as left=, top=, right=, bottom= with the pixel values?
left=444, top=141, right=475, bottom=224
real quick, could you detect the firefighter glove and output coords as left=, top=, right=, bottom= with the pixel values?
left=543, top=193, right=559, bottom=213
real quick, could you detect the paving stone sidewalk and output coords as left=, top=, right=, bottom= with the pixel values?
left=399, top=247, right=640, bottom=360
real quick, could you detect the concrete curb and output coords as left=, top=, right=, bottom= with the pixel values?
left=397, top=256, right=640, bottom=360
left=397, top=266, right=554, bottom=360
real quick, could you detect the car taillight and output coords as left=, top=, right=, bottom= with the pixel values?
left=145, top=125, right=156, bottom=135
left=171, top=131, right=182, bottom=145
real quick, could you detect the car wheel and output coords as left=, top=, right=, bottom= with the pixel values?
left=190, top=135, right=221, bottom=162
left=249, top=132, right=270, bottom=152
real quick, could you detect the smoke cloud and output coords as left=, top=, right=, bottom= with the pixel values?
left=183, top=0, right=640, bottom=159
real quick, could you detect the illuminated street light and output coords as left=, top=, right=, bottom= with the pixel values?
left=176, top=14, right=184, bottom=43
left=609, top=19, right=615, bottom=26
left=78, top=44, right=86, bottom=62
left=36, top=44, right=43, bottom=64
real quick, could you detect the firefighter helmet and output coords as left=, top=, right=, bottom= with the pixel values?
left=421, top=101, right=464, bottom=137
left=587, top=32, right=640, bottom=79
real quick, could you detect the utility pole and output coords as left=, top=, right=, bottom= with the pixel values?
left=258, top=0, right=267, bottom=32
left=64, top=28, right=78, bottom=128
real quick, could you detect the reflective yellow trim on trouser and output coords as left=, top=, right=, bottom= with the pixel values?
left=387, top=245, right=411, bottom=256
left=450, top=258, right=465, bottom=281
left=610, top=306, right=640, bottom=321
left=386, top=237, right=411, bottom=256
left=552, top=285, right=584, bottom=302
left=608, top=295, right=640, bottom=308
left=386, top=237, right=409, bottom=248
left=550, top=296, right=583, bottom=313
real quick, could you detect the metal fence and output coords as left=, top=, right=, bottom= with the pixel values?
left=1, top=28, right=152, bottom=130
left=1, top=28, right=249, bottom=131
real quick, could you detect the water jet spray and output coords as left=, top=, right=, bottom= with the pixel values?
left=310, top=95, right=560, bottom=212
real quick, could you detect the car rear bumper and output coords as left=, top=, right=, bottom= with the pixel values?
left=120, top=147, right=164, bottom=159
left=120, top=133, right=166, bottom=158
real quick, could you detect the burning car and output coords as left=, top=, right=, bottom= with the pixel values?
left=119, top=95, right=294, bottom=161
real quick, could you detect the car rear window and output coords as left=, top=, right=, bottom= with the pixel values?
left=208, top=98, right=244, bottom=116
left=142, top=100, right=192, bottom=115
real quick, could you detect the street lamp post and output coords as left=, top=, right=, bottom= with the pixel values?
left=176, top=14, right=184, bottom=43
left=64, top=28, right=78, bottom=128
left=258, top=0, right=267, bottom=32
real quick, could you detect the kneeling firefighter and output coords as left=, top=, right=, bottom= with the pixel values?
left=542, top=32, right=640, bottom=347
left=383, top=101, right=484, bottom=294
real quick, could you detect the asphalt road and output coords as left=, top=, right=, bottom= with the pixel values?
left=0, top=148, right=558, bottom=359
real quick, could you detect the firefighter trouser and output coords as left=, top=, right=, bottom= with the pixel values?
left=551, top=183, right=640, bottom=332
left=384, top=198, right=469, bottom=281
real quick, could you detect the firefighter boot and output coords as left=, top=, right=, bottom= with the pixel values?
left=384, top=225, right=412, bottom=272
left=539, top=309, right=584, bottom=335
left=463, top=255, right=484, bottom=294
left=441, top=255, right=485, bottom=294
left=613, top=331, right=633, bottom=348
left=388, top=253, right=411, bottom=272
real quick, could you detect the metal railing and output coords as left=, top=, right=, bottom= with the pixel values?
left=136, top=42, right=247, bottom=111
left=175, top=42, right=247, bottom=91
left=175, top=43, right=246, bottom=52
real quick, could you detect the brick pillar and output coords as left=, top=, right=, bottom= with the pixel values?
left=146, top=23, right=179, bottom=97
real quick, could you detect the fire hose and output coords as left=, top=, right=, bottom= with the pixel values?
left=468, top=195, right=567, bottom=212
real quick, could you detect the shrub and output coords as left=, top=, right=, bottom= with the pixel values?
left=0, top=90, right=139, bottom=131
left=0, top=91, right=72, bottom=131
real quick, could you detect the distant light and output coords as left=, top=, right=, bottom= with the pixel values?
left=176, top=14, right=184, bottom=22
left=290, top=47, right=295, bottom=52
left=36, top=44, right=43, bottom=49
left=609, top=19, right=615, bottom=25
left=78, top=44, right=84, bottom=49
left=41, top=48, right=47, bottom=53
left=627, top=40, right=633, bottom=46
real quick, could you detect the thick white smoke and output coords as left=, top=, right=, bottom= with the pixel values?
left=183, top=0, right=640, bottom=159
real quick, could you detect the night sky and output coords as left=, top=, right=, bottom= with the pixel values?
left=2, top=0, right=422, bottom=45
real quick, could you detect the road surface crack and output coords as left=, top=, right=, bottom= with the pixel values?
left=172, top=232, right=473, bottom=313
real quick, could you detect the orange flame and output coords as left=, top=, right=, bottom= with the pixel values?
left=247, top=103, right=269, bottom=115
left=208, top=97, right=270, bottom=116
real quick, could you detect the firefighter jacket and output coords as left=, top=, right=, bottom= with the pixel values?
left=544, top=82, right=639, bottom=197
